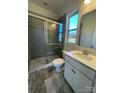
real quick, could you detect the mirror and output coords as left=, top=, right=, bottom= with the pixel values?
left=79, top=10, right=96, bottom=48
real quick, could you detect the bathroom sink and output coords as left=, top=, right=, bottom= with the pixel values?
left=72, top=51, right=93, bottom=61
left=63, top=50, right=96, bottom=70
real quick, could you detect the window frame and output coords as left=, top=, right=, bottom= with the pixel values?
left=67, top=11, right=79, bottom=44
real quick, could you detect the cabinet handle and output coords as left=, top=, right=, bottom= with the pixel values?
left=72, top=69, right=76, bottom=74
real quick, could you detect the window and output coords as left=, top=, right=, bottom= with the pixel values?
left=58, top=24, right=63, bottom=42
left=68, top=12, right=79, bottom=43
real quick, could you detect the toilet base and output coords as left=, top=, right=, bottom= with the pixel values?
left=55, top=65, right=61, bottom=72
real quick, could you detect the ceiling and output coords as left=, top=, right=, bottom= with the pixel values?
left=29, top=0, right=77, bottom=15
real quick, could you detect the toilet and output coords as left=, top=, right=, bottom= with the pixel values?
left=52, top=58, right=65, bottom=72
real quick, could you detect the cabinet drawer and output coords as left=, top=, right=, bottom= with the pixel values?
left=64, top=54, right=95, bottom=80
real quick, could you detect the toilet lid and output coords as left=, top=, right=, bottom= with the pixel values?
left=52, top=58, right=65, bottom=66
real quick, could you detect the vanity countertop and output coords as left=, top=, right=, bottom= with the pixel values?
left=63, top=50, right=96, bottom=70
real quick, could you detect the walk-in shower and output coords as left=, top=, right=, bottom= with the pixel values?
left=28, top=12, right=63, bottom=71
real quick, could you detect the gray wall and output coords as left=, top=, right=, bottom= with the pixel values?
left=28, top=16, right=45, bottom=60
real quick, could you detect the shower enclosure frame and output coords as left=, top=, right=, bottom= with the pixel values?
left=28, top=11, right=63, bottom=62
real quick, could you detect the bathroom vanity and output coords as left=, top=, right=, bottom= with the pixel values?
left=63, top=50, right=96, bottom=93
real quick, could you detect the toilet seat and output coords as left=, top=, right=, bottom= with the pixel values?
left=52, top=58, right=65, bottom=66
left=52, top=58, right=65, bottom=72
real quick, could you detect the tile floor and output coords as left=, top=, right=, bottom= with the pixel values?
left=28, top=56, right=74, bottom=93
left=30, top=55, right=58, bottom=72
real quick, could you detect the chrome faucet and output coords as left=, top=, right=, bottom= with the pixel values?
left=83, top=50, right=89, bottom=55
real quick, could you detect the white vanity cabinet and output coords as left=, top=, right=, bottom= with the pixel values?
left=64, top=63, right=93, bottom=93
left=63, top=54, right=96, bottom=93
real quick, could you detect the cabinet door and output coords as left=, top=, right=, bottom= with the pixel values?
left=91, top=79, right=96, bottom=93
left=64, top=63, right=93, bottom=93
left=64, top=63, right=76, bottom=89
left=74, top=68, right=92, bottom=93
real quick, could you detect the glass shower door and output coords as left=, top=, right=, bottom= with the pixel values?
left=28, top=16, right=46, bottom=60
left=44, top=21, right=63, bottom=58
